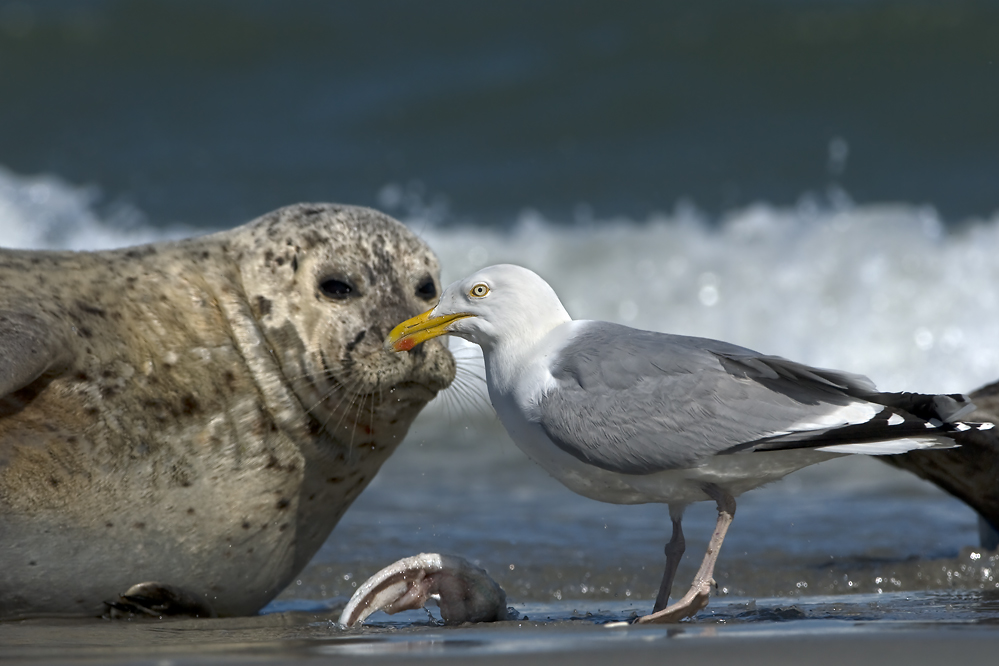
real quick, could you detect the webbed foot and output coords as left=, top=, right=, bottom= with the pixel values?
left=634, top=579, right=712, bottom=624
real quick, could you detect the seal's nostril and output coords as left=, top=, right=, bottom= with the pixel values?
left=346, top=330, right=366, bottom=352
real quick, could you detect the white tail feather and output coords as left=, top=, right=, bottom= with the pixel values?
left=817, top=436, right=958, bottom=455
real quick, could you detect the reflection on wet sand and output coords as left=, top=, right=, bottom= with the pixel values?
left=4, top=592, right=999, bottom=664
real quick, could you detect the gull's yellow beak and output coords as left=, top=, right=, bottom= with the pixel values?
left=387, top=309, right=473, bottom=352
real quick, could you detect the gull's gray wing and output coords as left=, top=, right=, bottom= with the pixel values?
left=536, top=322, right=966, bottom=475
left=0, top=309, right=74, bottom=398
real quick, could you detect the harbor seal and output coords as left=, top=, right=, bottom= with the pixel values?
left=0, top=203, right=455, bottom=619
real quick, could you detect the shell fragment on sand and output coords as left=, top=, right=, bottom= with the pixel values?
left=338, top=553, right=508, bottom=627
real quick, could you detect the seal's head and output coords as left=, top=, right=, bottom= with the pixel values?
left=235, top=203, right=455, bottom=442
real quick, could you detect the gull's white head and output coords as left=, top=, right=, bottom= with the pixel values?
left=387, top=264, right=571, bottom=354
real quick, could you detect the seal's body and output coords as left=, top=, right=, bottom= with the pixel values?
left=0, top=204, right=454, bottom=618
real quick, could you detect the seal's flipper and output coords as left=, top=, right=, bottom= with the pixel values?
left=0, top=310, right=73, bottom=398
left=338, top=553, right=508, bottom=627
left=105, top=582, right=217, bottom=618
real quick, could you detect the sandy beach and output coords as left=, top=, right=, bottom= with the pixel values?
left=4, top=591, right=999, bottom=665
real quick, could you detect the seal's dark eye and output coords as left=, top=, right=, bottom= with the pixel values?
left=319, top=278, right=354, bottom=300
left=416, top=278, right=437, bottom=300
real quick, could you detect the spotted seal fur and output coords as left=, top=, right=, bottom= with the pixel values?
left=0, top=203, right=454, bottom=618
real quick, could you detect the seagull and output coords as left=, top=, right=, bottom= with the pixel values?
left=386, top=264, right=991, bottom=623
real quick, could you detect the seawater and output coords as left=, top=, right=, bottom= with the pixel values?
left=2, top=165, right=998, bottom=625
left=2, top=1, right=998, bottom=226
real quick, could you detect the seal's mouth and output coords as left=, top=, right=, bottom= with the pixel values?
left=315, top=375, right=441, bottom=411
left=384, top=380, right=441, bottom=404
left=301, top=333, right=454, bottom=422
left=309, top=380, right=439, bottom=439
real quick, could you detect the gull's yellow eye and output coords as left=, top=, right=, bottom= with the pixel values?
left=469, top=283, right=489, bottom=298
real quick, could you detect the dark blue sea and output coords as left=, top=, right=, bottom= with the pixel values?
left=1, top=0, right=998, bottom=227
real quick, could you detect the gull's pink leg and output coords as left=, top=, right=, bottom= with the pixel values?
left=637, top=486, right=736, bottom=624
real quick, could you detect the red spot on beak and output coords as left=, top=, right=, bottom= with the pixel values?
left=396, top=337, right=415, bottom=352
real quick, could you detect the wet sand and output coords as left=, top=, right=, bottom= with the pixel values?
left=3, top=591, right=999, bottom=665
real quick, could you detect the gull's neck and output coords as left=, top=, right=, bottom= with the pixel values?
left=482, top=317, right=575, bottom=397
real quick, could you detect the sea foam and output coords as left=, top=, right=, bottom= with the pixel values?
left=415, top=201, right=999, bottom=397
left=3, top=165, right=997, bottom=396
